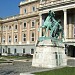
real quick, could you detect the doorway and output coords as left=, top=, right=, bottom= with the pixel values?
left=67, top=45, right=75, bottom=57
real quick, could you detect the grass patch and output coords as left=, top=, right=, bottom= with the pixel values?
left=0, top=59, right=7, bottom=63
left=0, top=59, right=7, bottom=61
left=0, top=55, right=32, bottom=60
left=34, top=67, right=75, bottom=75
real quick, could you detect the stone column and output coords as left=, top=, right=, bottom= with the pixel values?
left=69, top=16, right=73, bottom=38
left=63, top=9, right=67, bottom=40
left=39, top=14, right=42, bottom=37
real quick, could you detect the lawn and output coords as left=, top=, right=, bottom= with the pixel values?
left=0, top=59, right=7, bottom=63
left=0, top=59, right=7, bottom=61
left=0, top=55, right=32, bottom=60
left=34, top=67, right=75, bottom=75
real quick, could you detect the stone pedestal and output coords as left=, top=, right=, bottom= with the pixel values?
left=32, top=39, right=67, bottom=68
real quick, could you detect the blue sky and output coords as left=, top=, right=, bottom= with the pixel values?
left=0, top=0, right=20, bottom=18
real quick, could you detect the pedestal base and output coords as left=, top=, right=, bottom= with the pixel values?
left=32, top=39, right=67, bottom=68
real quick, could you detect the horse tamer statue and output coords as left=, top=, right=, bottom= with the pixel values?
left=38, top=10, right=64, bottom=42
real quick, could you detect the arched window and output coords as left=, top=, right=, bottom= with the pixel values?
left=23, top=22, right=26, bottom=28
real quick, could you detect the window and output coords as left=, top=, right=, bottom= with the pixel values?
left=8, top=48, right=10, bottom=54
left=32, top=6, right=36, bottom=12
left=31, top=20, right=35, bottom=27
left=31, top=32, right=35, bottom=41
left=15, top=25, right=17, bottom=29
left=31, top=48, right=34, bottom=54
left=3, top=48, right=5, bottom=53
left=8, top=35, right=11, bottom=43
left=2, top=36, right=5, bottom=43
left=14, top=48, right=17, bottom=54
left=23, top=48, right=25, bottom=53
left=9, top=26, right=11, bottom=30
left=23, top=34, right=26, bottom=42
left=14, top=35, right=18, bottom=42
left=23, top=22, right=26, bottom=28
left=3, top=26, right=6, bottom=31
left=24, top=9, right=27, bottom=13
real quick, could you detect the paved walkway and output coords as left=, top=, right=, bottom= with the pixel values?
left=0, top=61, right=50, bottom=75
left=0, top=58, right=75, bottom=75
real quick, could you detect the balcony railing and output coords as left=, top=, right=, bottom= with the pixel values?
left=2, top=11, right=39, bottom=21
left=40, top=0, right=75, bottom=7
left=20, top=0, right=38, bottom=5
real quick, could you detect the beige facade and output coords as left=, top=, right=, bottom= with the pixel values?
left=0, top=0, right=75, bottom=56
left=0, top=0, right=40, bottom=55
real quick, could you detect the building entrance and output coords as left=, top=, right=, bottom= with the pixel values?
left=67, top=45, right=75, bottom=57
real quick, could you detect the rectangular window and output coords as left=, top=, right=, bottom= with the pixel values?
left=14, top=48, right=17, bottom=54
left=31, top=32, right=35, bottom=41
left=3, top=26, right=6, bottom=31
left=23, top=33, right=26, bottom=42
left=8, top=48, right=10, bottom=54
left=8, top=35, right=11, bottom=43
left=23, top=48, right=25, bottom=53
left=31, top=48, right=34, bottom=54
left=3, top=49, right=5, bottom=53
left=2, top=36, right=5, bottom=43
left=9, top=26, right=11, bottom=30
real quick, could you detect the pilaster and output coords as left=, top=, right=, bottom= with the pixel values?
left=6, top=25, right=8, bottom=45
left=39, top=13, right=42, bottom=37
left=19, top=21, right=22, bottom=44
left=11, top=24, right=14, bottom=45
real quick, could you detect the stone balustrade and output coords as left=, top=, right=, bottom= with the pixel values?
left=40, top=0, right=75, bottom=7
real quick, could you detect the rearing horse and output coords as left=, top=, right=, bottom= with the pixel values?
left=38, top=11, right=55, bottom=37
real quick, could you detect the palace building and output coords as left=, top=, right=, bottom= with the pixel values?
left=0, top=0, right=75, bottom=57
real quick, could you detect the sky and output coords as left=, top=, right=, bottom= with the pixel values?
left=0, top=0, right=21, bottom=18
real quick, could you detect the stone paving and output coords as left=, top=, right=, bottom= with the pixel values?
left=0, top=61, right=50, bottom=75
left=0, top=59, right=75, bottom=75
